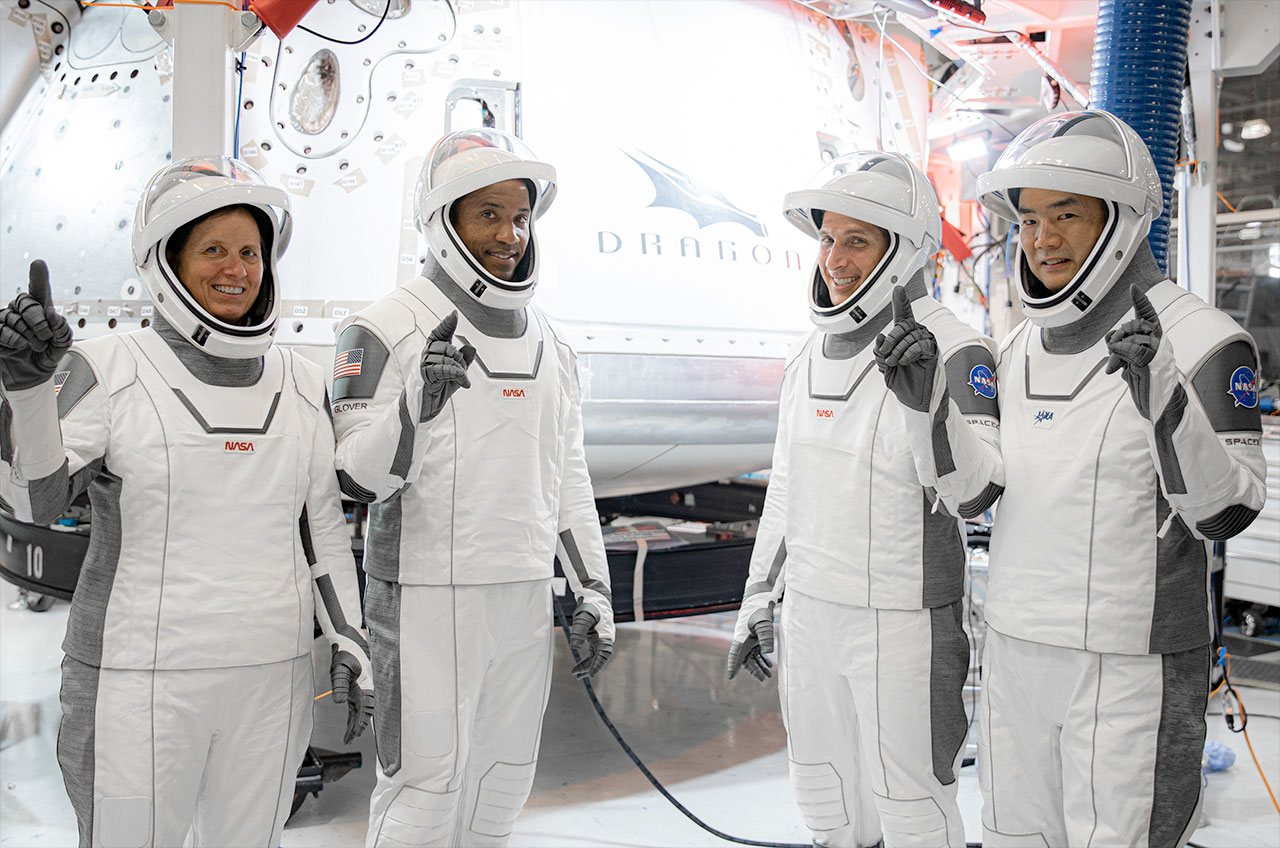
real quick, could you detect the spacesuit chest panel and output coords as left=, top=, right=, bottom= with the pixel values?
left=404, top=288, right=566, bottom=585
left=988, top=326, right=1161, bottom=651
left=784, top=335, right=924, bottom=608
left=106, top=331, right=310, bottom=669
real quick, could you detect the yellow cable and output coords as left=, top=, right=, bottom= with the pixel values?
left=314, top=689, right=332, bottom=701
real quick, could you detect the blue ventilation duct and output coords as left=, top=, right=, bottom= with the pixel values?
left=1090, top=0, right=1193, bottom=274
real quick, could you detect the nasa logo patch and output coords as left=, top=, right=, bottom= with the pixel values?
left=968, top=364, right=996, bottom=399
left=1228, top=366, right=1258, bottom=409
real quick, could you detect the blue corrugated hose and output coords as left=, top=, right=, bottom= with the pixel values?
left=1090, top=0, right=1193, bottom=275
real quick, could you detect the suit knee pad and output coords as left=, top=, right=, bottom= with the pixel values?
left=468, top=761, right=537, bottom=840
left=980, top=825, right=1052, bottom=848
left=373, top=784, right=460, bottom=847
left=97, top=797, right=153, bottom=848
left=789, top=759, right=850, bottom=833
left=875, top=795, right=950, bottom=848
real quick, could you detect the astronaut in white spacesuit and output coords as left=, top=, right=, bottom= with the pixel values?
left=330, top=128, right=615, bottom=847
left=0, top=157, right=372, bottom=848
left=728, top=152, right=1001, bottom=848
left=910, top=109, right=1265, bottom=846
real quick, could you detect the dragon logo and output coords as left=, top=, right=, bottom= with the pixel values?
left=623, top=150, right=767, bottom=236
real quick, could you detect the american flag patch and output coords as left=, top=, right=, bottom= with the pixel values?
left=53, top=370, right=70, bottom=396
left=334, top=348, right=363, bottom=379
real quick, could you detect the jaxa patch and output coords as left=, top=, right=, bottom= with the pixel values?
left=1032, top=409, right=1054, bottom=429
left=1228, top=366, right=1258, bottom=409
left=53, top=370, right=70, bottom=396
left=968, top=364, right=996, bottom=399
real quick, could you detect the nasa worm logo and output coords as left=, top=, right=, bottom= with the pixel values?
left=1228, top=366, right=1258, bottom=409
left=968, top=364, right=996, bottom=399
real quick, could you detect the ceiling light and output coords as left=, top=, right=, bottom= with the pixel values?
left=1223, top=138, right=1245, bottom=153
left=1241, top=119, right=1272, bottom=140
left=947, top=136, right=988, bottom=162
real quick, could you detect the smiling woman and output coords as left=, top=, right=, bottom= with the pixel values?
left=165, top=206, right=268, bottom=324
left=0, top=156, right=376, bottom=848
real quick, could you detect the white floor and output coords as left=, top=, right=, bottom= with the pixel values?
left=2, top=580, right=1277, bottom=847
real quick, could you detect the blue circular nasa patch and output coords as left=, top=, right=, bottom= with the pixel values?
left=968, top=364, right=996, bottom=399
left=1228, top=366, right=1258, bottom=409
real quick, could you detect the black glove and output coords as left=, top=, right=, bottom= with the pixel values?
left=874, top=285, right=940, bottom=413
left=568, top=603, right=614, bottom=679
left=1105, top=285, right=1163, bottom=420
left=330, top=646, right=375, bottom=745
left=420, top=311, right=476, bottom=422
left=0, top=260, right=73, bottom=390
left=727, top=605, right=775, bottom=682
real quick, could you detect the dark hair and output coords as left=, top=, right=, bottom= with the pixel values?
left=165, top=204, right=273, bottom=274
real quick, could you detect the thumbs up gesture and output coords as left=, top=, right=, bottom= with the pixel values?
left=419, top=311, right=477, bottom=422
left=873, top=285, right=940, bottom=413
left=0, top=261, right=73, bottom=390
left=1104, top=285, right=1164, bottom=420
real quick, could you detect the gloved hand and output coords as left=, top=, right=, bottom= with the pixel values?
left=420, top=311, right=477, bottom=422
left=727, top=603, right=775, bottom=682
left=874, top=285, right=941, bottom=413
left=1105, top=285, right=1164, bottom=420
left=568, top=602, right=614, bottom=679
left=0, top=260, right=73, bottom=390
left=330, top=643, right=375, bottom=745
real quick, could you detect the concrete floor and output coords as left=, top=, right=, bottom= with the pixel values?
left=2, top=580, right=1277, bottom=847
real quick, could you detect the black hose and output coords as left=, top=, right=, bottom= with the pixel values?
left=553, top=596, right=984, bottom=848
left=552, top=595, right=809, bottom=848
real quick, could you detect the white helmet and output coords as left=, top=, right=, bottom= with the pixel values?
left=784, top=151, right=941, bottom=333
left=132, top=156, right=292, bottom=358
left=977, top=110, right=1161, bottom=328
left=413, top=128, right=557, bottom=310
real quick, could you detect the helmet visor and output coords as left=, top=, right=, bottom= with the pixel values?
left=992, top=111, right=1137, bottom=182
left=139, top=156, right=274, bottom=231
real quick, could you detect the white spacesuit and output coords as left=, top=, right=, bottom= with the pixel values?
left=955, top=110, right=1268, bottom=846
left=331, top=129, right=614, bottom=847
left=728, top=153, right=1000, bottom=848
left=0, top=158, right=372, bottom=847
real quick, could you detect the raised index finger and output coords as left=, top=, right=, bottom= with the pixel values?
left=891, top=285, right=914, bottom=324
left=1131, top=285, right=1159, bottom=326
left=428, top=311, right=459, bottom=345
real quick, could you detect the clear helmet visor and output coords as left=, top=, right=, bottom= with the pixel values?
left=995, top=111, right=1136, bottom=180
left=978, top=110, right=1160, bottom=223
left=785, top=151, right=921, bottom=236
left=138, top=157, right=289, bottom=241
left=417, top=128, right=556, bottom=225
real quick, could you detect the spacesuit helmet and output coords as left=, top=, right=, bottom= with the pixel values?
left=976, top=109, right=1161, bottom=328
left=132, top=156, right=292, bottom=359
left=414, top=128, right=557, bottom=310
left=784, top=151, right=941, bottom=333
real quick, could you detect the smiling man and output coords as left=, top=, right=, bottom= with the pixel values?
left=957, top=110, right=1268, bottom=846
left=728, top=152, right=1001, bottom=848
left=1015, top=188, right=1108, bottom=293
left=329, top=129, right=614, bottom=847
